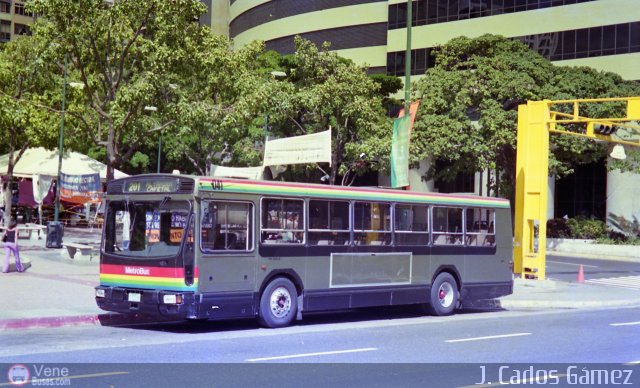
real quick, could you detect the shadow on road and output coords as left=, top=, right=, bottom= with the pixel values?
left=97, top=302, right=506, bottom=333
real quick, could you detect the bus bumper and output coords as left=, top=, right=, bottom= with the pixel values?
left=461, top=281, right=514, bottom=301
left=95, top=286, right=197, bottom=319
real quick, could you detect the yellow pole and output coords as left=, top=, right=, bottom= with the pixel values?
left=514, top=101, right=549, bottom=280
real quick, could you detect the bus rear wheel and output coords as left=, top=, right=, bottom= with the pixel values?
left=428, top=272, right=459, bottom=316
left=258, top=277, right=298, bottom=328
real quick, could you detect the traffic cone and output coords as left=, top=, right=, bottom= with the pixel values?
left=577, top=264, right=585, bottom=283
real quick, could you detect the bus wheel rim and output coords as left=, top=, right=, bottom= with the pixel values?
left=269, top=286, right=292, bottom=318
left=438, top=283, right=454, bottom=307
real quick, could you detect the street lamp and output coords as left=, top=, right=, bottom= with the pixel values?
left=144, top=105, right=161, bottom=173
left=54, top=56, right=84, bottom=224
left=49, top=55, right=84, bottom=249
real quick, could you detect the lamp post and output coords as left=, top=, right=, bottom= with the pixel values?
left=54, top=56, right=84, bottom=223
left=49, top=55, right=83, bottom=248
left=404, top=0, right=412, bottom=112
left=53, top=56, right=68, bottom=224
left=144, top=105, right=160, bottom=172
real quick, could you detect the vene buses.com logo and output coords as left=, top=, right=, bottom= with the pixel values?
left=7, top=364, right=30, bottom=386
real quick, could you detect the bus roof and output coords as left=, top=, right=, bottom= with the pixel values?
left=197, top=177, right=510, bottom=209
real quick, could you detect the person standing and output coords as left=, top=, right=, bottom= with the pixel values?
left=2, top=220, right=24, bottom=273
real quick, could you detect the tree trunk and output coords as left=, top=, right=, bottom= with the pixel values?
left=2, top=141, right=28, bottom=227
left=106, top=123, right=117, bottom=181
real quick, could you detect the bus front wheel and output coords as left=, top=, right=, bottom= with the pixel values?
left=258, top=277, right=298, bottom=328
left=428, top=272, right=459, bottom=316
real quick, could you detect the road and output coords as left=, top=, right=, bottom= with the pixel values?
left=1, top=255, right=638, bottom=387
left=547, top=255, right=640, bottom=283
left=2, top=304, right=639, bottom=387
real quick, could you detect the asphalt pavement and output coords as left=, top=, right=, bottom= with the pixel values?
left=1, top=227, right=639, bottom=330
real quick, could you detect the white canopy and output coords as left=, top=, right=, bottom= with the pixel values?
left=0, top=147, right=129, bottom=181
left=210, top=165, right=265, bottom=180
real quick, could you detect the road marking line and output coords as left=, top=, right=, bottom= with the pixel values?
left=246, top=347, right=377, bottom=362
left=445, top=332, right=531, bottom=343
left=547, top=260, right=598, bottom=268
left=610, top=321, right=640, bottom=327
left=585, top=275, right=640, bottom=290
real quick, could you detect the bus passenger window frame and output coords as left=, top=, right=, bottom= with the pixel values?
left=352, top=201, right=391, bottom=246
left=431, top=206, right=464, bottom=246
left=260, top=197, right=305, bottom=245
left=200, top=200, right=254, bottom=253
left=394, top=203, right=430, bottom=246
left=465, top=207, right=496, bottom=247
left=307, top=199, right=350, bottom=246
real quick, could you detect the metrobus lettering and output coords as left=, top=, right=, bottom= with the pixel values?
left=124, top=267, right=150, bottom=276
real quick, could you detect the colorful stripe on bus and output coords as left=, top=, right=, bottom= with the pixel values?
left=100, top=264, right=198, bottom=291
left=198, top=178, right=510, bottom=208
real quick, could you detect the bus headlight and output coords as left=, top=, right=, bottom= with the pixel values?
left=95, top=289, right=106, bottom=298
left=163, top=294, right=183, bottom=305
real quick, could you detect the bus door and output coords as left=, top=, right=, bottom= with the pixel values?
left=198, top=199, right=256, bottom=292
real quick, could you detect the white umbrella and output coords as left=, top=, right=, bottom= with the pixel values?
left=0, top=147, right=128, bottom=181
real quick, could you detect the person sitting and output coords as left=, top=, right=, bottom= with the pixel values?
left=2, top=220, right=25, bottom=273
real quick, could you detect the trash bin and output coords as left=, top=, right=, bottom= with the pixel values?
left=46, top=221, right=64, bottom=248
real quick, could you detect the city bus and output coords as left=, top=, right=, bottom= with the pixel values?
left=95, top=174, right=513, bottom=328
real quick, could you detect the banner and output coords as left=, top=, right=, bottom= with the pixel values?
left=391, top=115, right=411, bottom=188
left=263, top=129, right=332, bottom=167
left=60, top=172, right=101, bottom=204
left=399, top=100, right=421, bottom=133
left=210, top=165, right=264, bottom=180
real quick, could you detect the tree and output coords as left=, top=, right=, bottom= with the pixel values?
left=29, top=0, right=209, bottom=180
left=261, top=37, right=390, bottom=185
left=412, top=34, right=640, bottom=198
left=0, top=35, right=60, bottom=226
left=168, top=37, right=272, bottom=175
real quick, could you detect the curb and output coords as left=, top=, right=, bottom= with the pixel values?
left=547, top=251, right=640, bottom=263
left=0, top=315, right=100, bottom=330
left=500, top=298, right=640, bottom=310
left=0, top=313, right=183, bottom=330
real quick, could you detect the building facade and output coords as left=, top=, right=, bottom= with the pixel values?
left=0, top=0, right=34, bottom=43
left=226, top=0, right=640, bottom=82
left=224, top=0, right=640, bottom=226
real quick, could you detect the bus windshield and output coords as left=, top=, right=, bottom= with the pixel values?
left=103, top=199, right=191, bottom=259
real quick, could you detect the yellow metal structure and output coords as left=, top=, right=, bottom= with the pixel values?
left=514, top=97, right=640, bottom=280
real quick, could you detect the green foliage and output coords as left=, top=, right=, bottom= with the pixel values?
left=170, top=36, right=269, bottom=174
left=547, top=216, right=640, bottom=245
left=259, top=37, right=390, bottom=184
left=0, top=33, right=61, bottom=224
left=369, top=74, right=403, bottom=97
left=28, top=0, right=210, bottom=178
left=546, top=218, right=572, bottom=238
left=596, top=235, right=640, bottom=246
left=547, top=217, right=608, bottom=239
left=566, top=217, right=608, bottom=239
left=413, top=34, right=640, bottom=198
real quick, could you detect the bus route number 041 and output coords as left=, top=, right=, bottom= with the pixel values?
left=210, top=180, right=224, bottom=190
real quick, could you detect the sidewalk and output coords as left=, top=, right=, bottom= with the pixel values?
left=1, top=228, right=639, bottom=330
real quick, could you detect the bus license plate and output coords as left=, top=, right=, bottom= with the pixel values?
left=128, top=292, right=141, bottom=302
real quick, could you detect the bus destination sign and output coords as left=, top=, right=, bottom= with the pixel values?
left=125, top=179, right=178, bottom=193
